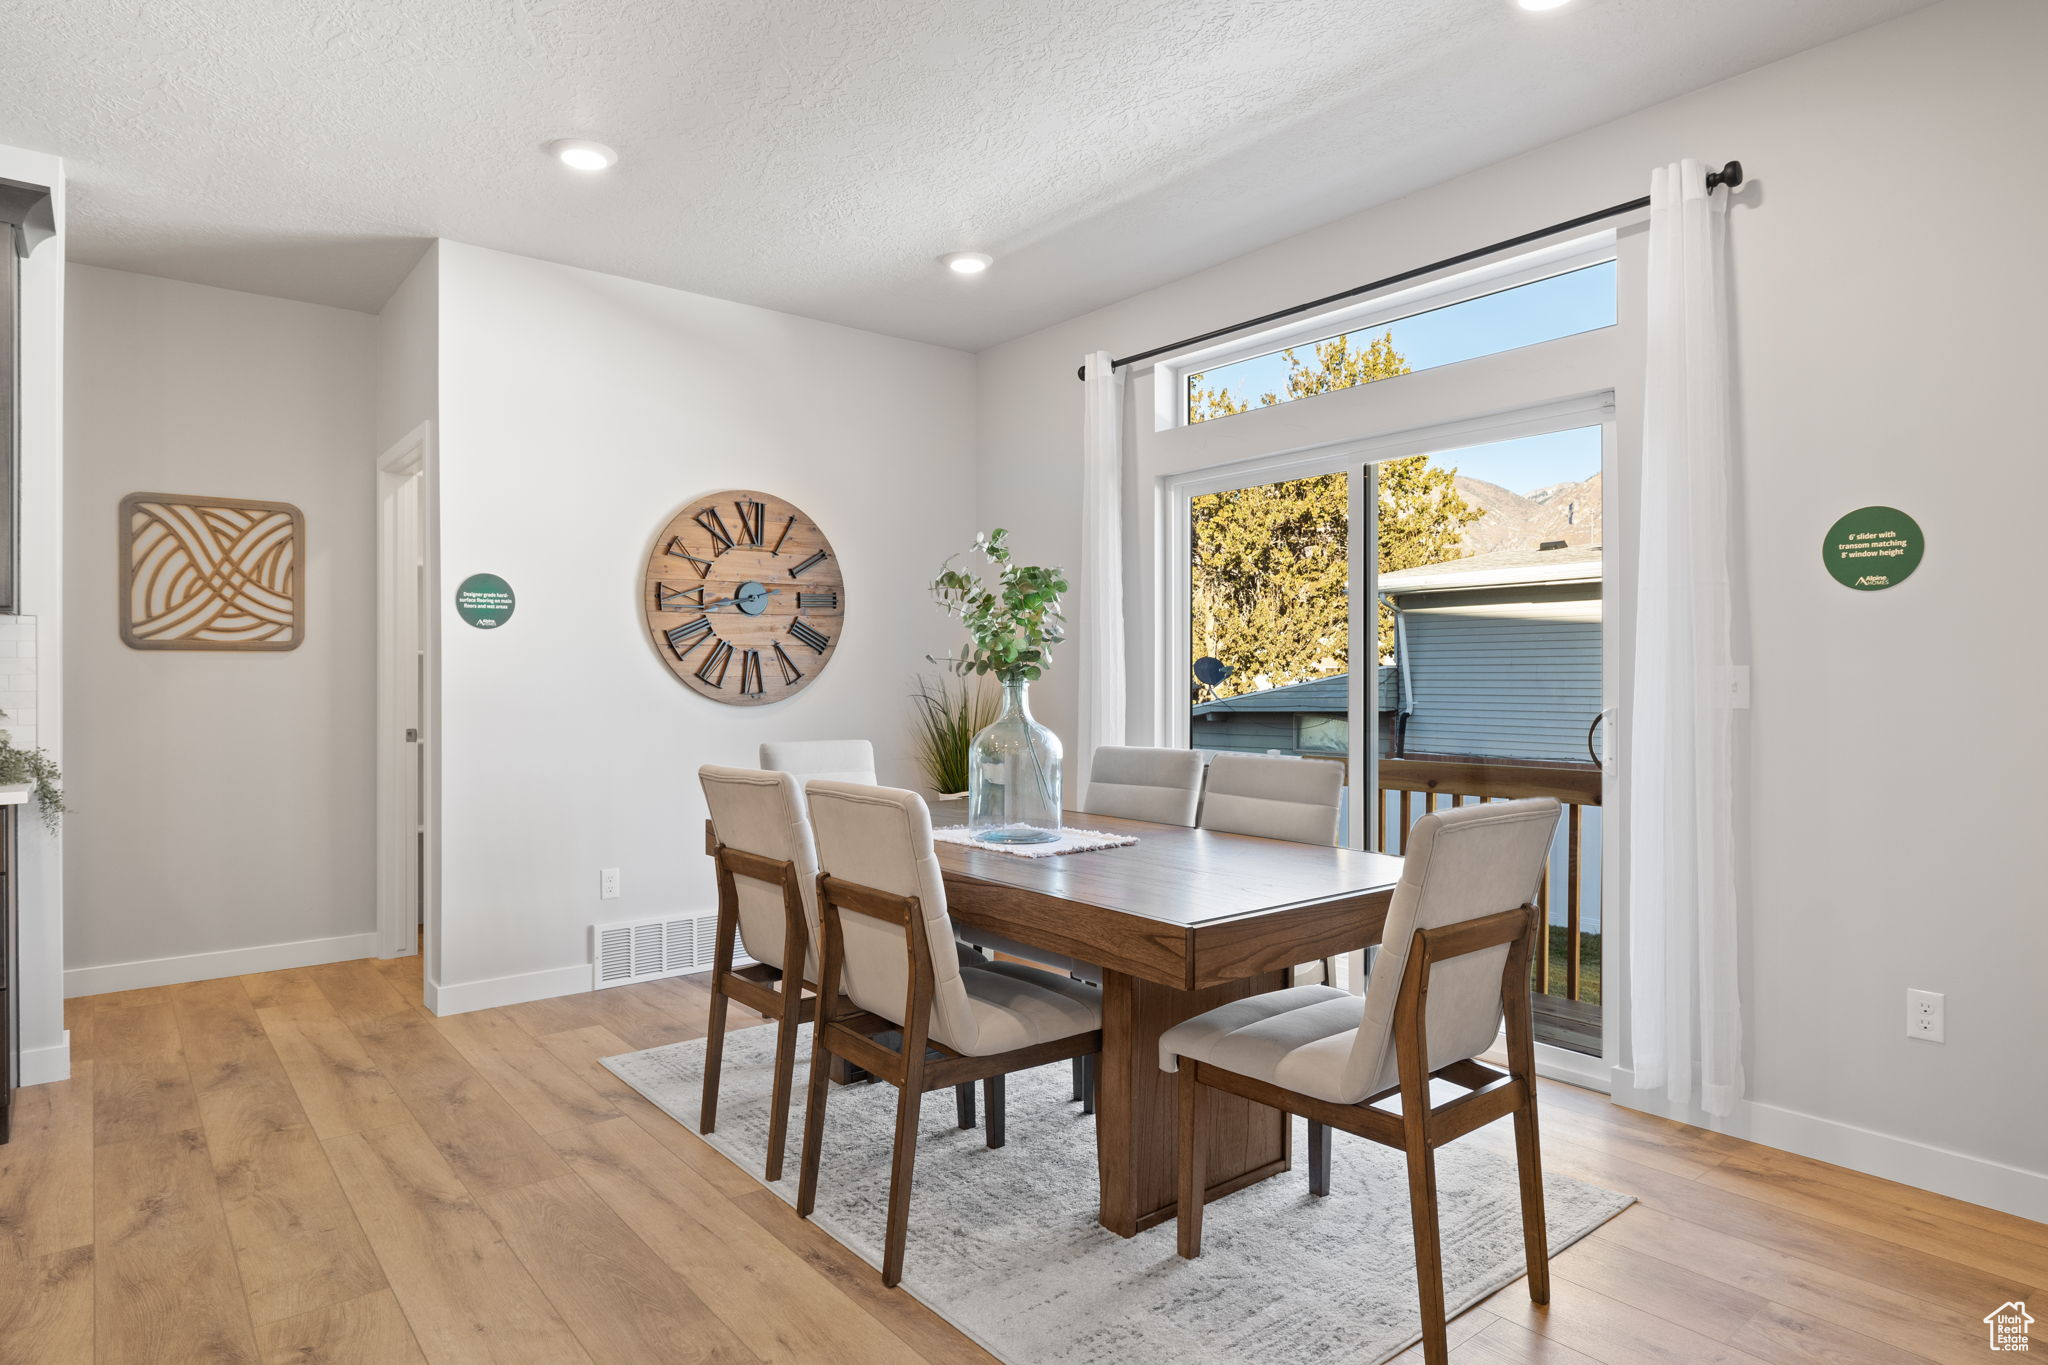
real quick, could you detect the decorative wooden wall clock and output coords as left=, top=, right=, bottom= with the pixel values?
left=643, top=490, right=844, bottom=705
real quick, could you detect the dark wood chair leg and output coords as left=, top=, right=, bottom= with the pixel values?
left=1080, top=1052, right=1096, bottom=1115
left=1071, top=1055, right=1085, bottom=1102
left=1512, top=1093, right=1551, bottom=1305
left=762, top=991, right=803, bottom=1183
left=983, top=1073, right=1006, bottom=1150
left=699, top=980, right=730, bottom=1135
left=1403, top=1133, right=1449, bottom=1365
left=795, top=1029, right=834, bottom=1217
left=954, top=1082, right=975, bottom=1129
left=1176, top=1066, right=1206, bottom=1259
left=1308, top=1119, right=1331, bottom=1197
left=881, top=1061, right=925, bottom=1288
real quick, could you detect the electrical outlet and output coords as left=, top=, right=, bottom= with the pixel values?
left=1906, top=988, right=1944, bottom=1043
left=599, top=867, right=621, bottom=900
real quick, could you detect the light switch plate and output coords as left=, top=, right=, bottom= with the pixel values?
left=1725, top=665, right=1751, bottom=709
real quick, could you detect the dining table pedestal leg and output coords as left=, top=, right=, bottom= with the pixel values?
left=1094, top=967, right=1291, bottom=1238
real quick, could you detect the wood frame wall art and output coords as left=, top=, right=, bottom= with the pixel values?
left=120, top=491, right=305, bottom=651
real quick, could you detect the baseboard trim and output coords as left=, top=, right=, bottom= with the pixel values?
left=1609, top=1068, right=2048, bottom=1223
left=426, top=961, right=592, bottom=1018
left=64, top=932, right=380, bottom=998
left=20, top=1029, right=71, bottom=1086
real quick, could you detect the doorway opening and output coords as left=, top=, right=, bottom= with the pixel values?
left=376, top=425, right=432, bottom=979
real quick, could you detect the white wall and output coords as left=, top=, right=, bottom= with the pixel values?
left=431, top=242, right=976, bottom=1010
left=374, top=245, right=438, bottom=455
left=976, top=0, right=2048, bottom=1216
left=63, top=267, right=381, bottom=991
left=1, top=144, right=67, bottom=1083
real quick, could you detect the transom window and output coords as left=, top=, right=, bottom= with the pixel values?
left=1187, top=259, right=1615, bottom=424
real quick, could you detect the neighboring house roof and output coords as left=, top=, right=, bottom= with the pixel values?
left=1379, top=544, right=1601, bottom=595
left=1191, top=666, right=1399, bottom=717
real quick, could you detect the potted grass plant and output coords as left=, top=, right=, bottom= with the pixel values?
left=909, top=675, right=997, bottom=798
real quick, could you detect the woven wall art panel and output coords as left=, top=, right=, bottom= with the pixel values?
left=120, top=492, right=304, bottom=651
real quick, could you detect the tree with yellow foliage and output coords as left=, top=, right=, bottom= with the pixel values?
left=1189, top=333, right=1481, bottom=698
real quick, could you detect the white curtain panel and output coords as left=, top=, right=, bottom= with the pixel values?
left=1076, top=351, right=1127, bottom=783
left=1627, top=160, right=1744, bottom=1117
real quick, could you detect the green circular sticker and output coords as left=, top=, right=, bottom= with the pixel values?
left=455, top=573, right=516, bottom=628
left=1823, top=506, right=1922, bottom=591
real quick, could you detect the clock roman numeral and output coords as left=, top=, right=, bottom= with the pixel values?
left=772, top=642, right=804, bottom=685
left=769, top=515, right=797, bottom=556
left=788, top=550, right=830, bottom=579
left=656, top=583, right=705, bottom=612
left=695, top=639, right=734, bottom=687
left=665, top=536, right=713, bottom=578
left=739, top=649, right=764, bottom=697
left=795, top=590, right=838, bottom=611
left=664, top=615, right=714, bottom=660
left=694, top=508, right=735, bottom=555
left=788, top=618, right=831, bottom=654
left=734, top=500, right=766, bottom=546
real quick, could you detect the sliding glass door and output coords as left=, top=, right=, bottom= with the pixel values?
left=1182, top=423, right=1607, bottom=1055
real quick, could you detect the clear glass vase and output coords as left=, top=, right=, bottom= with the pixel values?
left=968, top=678, right=1063, bottom=844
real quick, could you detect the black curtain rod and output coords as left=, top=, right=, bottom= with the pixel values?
left=1076, top=159, right=1743, bottom=381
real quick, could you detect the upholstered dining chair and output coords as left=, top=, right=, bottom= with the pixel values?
left=758, top=738, right=876, bottom=786
left=797, top=780, right=1104, bottom=1288
left=1197, top=751, right=1344, bottom=843
left=1083, top=745, right=1205, bottom=826
left=698, top=766, right=987, bottom=1179
left=1160, top=798, right=1562, bottom=1365
left=1198, top=752, right=1347, bottom=985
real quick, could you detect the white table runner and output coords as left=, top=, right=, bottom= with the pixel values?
left=932, top=825, right=1137, bottom=858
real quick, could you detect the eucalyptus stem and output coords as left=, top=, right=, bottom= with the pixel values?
left=929, top=528, right=1069, bottom=687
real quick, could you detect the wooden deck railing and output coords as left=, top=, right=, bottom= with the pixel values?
left=1376, top=758, right=1602, bottom=1004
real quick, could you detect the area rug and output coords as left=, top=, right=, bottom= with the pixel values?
left=604, top=1026, right=1631, bottom=1365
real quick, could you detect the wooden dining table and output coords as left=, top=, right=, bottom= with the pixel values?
left=929, top=802, right=1404, bottom=1238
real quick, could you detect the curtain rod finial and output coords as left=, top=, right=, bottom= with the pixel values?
left=1709, top=160, right=1744, bottom=191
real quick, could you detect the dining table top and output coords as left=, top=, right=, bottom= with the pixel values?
left=925, top=800, right=1405, bottom=931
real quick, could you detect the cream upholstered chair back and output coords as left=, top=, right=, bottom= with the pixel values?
left=1198, top=753, right=1344, bottom=846
left=805, top=781, right=983, bottom=1049
left=698, top=765, right=821, bottom=977
left=1336, top=798, right=1560, bottom=1101
left=760, top=739, right=877, bottom=786
left=1084, top=746, right=1204, bottom=827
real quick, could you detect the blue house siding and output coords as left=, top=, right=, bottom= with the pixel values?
left=1399, top=612, right=1601, bottom=763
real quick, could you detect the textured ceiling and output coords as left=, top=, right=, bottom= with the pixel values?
left=2, top=0, right=1928, bottom=350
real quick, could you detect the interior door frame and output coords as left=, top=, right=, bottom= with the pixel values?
left=1160, top=394, right=1618, bottom=1084
left=375, top=423, right=436, bottom=965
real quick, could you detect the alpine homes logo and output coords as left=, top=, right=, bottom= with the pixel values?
left=1985, top=1301, right=2034, bottom=1352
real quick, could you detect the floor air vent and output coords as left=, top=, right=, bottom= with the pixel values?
left=592, top=912, right=749, bottom=989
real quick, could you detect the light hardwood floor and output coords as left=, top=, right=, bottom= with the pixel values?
left=3, top=956, right=2041, bottom=1364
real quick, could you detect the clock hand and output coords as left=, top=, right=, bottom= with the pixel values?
left=702, top=587, right=781, bottom=610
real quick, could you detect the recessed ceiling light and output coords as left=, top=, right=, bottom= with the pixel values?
left=1516, top=0, right=1573, bottom=9
left=943, top=251, right=993, bottom=275
left=547, top=138, right=618, bottom=172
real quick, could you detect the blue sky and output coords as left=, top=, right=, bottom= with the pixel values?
left=1435, top=425, right=1601, bottom=495
left=1193, top=260, right=1614, bottom=497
